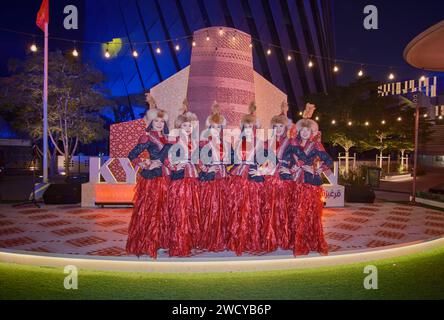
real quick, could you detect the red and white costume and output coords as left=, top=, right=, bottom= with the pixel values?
left=226, top=102, right=265, bottom=256
left=164, top=101, right=202, bottom=257
left=126, top=94, right=170, bottom=259
left=198, top=103, right=230, bottom=252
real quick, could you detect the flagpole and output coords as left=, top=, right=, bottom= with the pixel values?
left=43, top=22, right=48, bottom=183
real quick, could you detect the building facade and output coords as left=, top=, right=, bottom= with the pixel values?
left=378, top=76, right=444, bottom=168
left=83, top=0, right=336, bottom=122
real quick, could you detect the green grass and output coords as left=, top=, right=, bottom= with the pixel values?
left=1, top=247, right=444, bottom=300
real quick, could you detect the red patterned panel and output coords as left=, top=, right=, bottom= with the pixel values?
left=109, top=119, right=146, bottom=182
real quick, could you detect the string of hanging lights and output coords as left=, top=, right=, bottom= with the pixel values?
left=1, top=25, right=431, bottom=82
left=3, top=26, right=442, bottom=122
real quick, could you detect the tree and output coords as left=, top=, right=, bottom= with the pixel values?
left=0, top=50, right=109, bottom=176
left=330, top=132, right=356, bottom=175
left=303, top=77, right=430, bottom=174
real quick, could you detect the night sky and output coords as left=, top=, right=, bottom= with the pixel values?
left=0, top=0, right=443, bottom=84
left=334, top=0, right=444, bottom=84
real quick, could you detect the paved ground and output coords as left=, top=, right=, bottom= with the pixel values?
left=0, top=202, right=443, bottom=258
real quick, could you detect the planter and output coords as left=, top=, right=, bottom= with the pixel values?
left=411, top=196, right=444, bottom=209
left=345, top=185, right=375, bottom=203
left=381, top=173, right=412, bottom=182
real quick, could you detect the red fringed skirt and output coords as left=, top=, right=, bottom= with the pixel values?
left=199, top=179, right=228, bottom=252
left=263, top=176, right=293, bottom=252
left=126, top=176, right=169, bottom=259
left=167, top=178, right=201, bottom=257
left=290, top=183, right=328, bottom=256
left=226, top=176, right=264, bottom=256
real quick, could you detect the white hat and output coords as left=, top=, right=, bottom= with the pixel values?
left=205, top=101, right=227, bottom=127
left=143, top=92, right=169, bottom=127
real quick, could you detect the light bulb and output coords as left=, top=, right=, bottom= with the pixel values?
left=175, top=44, right=180, bottom=51
left=381, top=120, right=386, bottom=125
left=420, top=75, right=426, bottom=81
left=132, top=50, right=138, bottom=58
left=331, top=120, right=336, bottom=125
left=397, top=117, right=402, bottom=122
left=388, top=73, right=395, bottom=80
left=348, top=121, right=353, bottom=126
left=105, top=50, right=110, bottom=58
left=365, top=121, right=370, bottom=126
left=30, top=44, right=38, bottom=52
left=333, top=65, right=339, bottom=73
left=267, top=49, right=272, bottom=55
left=358, top=69, right=364, bottom=77
left=206, top=35, right=210, bottom=41
left=192, top=41, right=196, bottom=47
left=308, top=60, right=314, bottom=68
left=156, top=47, right=161, bottom=54
left=249, top=43, right=253, bottom=48
left=287, top=55, right=292, bottom=61
left=72, top=49, right=79, bottom=57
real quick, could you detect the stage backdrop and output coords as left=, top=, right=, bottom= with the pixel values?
left=109, top=27, right=288, bottom=182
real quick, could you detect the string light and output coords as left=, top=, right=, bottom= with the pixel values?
left=365, top=121, right=370, bottom=126
left=299, top=111, right=303, bottom=116
left=132, top=50, right=139, bottom=58
left=397, top=117, right=402, bottom=122
left=423, top=114, right=428, bottom=118
left=315, top=116, right=319, bottom=121
left=439, top=115, right=443, bottom=120
left=348, top=121, right=353, bottom=126
left=331, top=120, right=336, bottom=125
left=7, top=26, right=421, bottom=82
left=104, top=43, right=110, bottom=59
left=71, top=41, right=79, bottom=57
left=308, top=59, right=314, bottom=68
left=381, top=120, right=386, bottom=125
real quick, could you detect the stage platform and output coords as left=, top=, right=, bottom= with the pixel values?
left=1, top=202, right=443, bottom=272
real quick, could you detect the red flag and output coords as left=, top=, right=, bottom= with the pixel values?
left=36, top=0, right=49, bottom=32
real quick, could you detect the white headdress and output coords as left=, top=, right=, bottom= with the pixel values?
left=205, top=101, right=227, bottom=127
left=143, top=92, right=169, bottom=127
left=295, top=103, right=319, bottom=134
left=241, top=101, right=261, bottom=128
left=174, top=98, right=199, bottom=128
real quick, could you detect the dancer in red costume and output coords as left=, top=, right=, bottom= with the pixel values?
left=287, top=103, right=333, bottom=256
left=126, top=93, right=170, bottom=259
left=164, top=99, right=202, bottom=257
left=198, top=102, right=229, bottom=252
left=227, top=102, right=266, bottom=256
left=262, top=102, right=295, bottom=252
